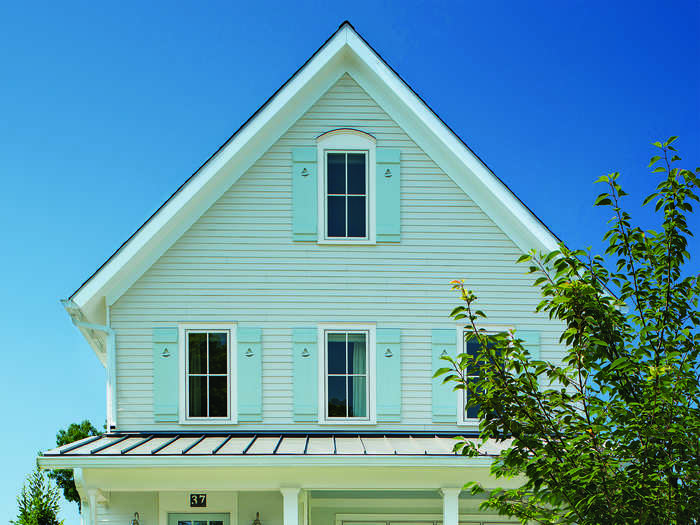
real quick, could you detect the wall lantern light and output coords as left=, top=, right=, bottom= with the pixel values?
left=252, top=512, right=261, bottom=525
left=130, top=513, right=140, bottom=525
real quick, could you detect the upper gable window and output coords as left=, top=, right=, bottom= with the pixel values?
left=317, top=129, right=376, bottom=243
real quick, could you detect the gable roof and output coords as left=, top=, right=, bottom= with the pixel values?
left=68, top=21, right=562, bottom=326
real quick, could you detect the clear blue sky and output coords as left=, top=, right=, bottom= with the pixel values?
left=0, top=0, right=698, bottom=521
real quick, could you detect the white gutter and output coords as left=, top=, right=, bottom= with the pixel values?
left=61, top=299, right=117, bottom=430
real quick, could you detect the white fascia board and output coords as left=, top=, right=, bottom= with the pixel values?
left=37, top=454, right=492, bottom=470
left=71, top=30, right=351, bottom=313
left=344, top=30, right=560, bottom=255
left=40, top=462, right=523, bottom=492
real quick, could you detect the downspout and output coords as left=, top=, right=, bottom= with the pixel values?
left=61, top=299, right=117, bottom=431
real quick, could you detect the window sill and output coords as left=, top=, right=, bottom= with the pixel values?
left=456, top=419, right=480, bottom=428
left=317, top=239, right=377, bottom=246
left=318, top=419, right=377, bottom=425
left=179, top=418, right=238, bottom=425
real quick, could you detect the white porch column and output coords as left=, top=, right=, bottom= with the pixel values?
left=281, top=487, right=301, bottom=525
left=87, top=490, right=97, bottom=525
left=440, top=487, right=461, bottom=525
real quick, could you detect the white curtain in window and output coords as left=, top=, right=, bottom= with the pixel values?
left=351, top=336, right=367, bottom=417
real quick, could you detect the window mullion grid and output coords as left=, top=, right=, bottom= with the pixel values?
left=344, top=153, right=349, bottom=238
left=206, top=332, right=210, bottom=418
left=345, top=331, right=349, bottom=418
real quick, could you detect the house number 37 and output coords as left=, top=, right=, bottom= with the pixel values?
left=190, top=494, right=207, bottom=507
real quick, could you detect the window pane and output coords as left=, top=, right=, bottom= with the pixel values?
left=327, top=153, right=346, bottom=194
left=208, top=332, right=228, bottom=374
left=327, top=376, right=347, bottom=417
left=347, top=333, right=366, bottom=374
left=209, top=376, right=228, bottom=417
left=189, top=376, right=207, bottom=417
left=327, top=196, right=346, bottom=237
left=347, top=196, right=366, bottom=238
left=210, top=522, right=223, bottom=525
left=327, top=333, right=346, bottom=374
left=178, top=521, right=192, bottom=525
left=466, top=376, right=481, bottom=419
left=347, top=153, right=366, bottom=194
left=188, top=333, right=207, bottom=374
left=466, top=339, right=481, bottom=375
left=348, top=376, right=367, bottom=418
left=194, top=521, right=207, bottom=525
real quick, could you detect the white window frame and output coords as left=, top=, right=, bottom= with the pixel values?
left=317, top=323, right=377, bottom=424
left=178, top=323, right=238, bottom=424
left=316, top=129, right=377, bottom=244
left=456, top=323, right=513, bottom=426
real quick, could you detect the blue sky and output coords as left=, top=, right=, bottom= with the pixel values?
left=0, top=0, right=698, bottom=521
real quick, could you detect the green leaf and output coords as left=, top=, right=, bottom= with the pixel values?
left=648, top=155, right=662, bottom=167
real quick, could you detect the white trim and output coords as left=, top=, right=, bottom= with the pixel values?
left=334, top=513, right=519, bottom=525
left=178, top=323, right=238, bottom=425
left=317, top=323, right=377, bottom=425
left=68, top=23, right=561, bottom=331
left=316, top=130, right=377, bottom=244
left=38, top=454, right=494, bottom=471
left=455, top=324, right=514, bottom=426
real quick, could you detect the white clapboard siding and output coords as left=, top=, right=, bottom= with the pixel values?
left=111, top=74, right=564, bottom=430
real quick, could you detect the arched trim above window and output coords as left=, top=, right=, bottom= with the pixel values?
left=316, top=128, right=376, bottom=145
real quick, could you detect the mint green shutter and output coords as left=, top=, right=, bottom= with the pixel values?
left=293, top=328, right=318, bottom=421
left=376, top=328, right=401, bottom=422
left=432, top=328, right=457, bottom=423
left=292, top=148, right=317, bottom=241
left=237, top=327, right=262, bottom=421
left=518, top=330, right=541, bottom=360
left=376, top=149, right=401, bottom=242
left=153, top=327, right=178, bottom=422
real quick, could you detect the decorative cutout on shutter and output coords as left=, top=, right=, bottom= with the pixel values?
left=152, top=327, right=178, bottom=423
left=292, top=147, right=317, bottom=241
left=238, top=327, right=262, bottom=422
left=376, top=149, right=401, bottom=243
left=376, top=328, right=401, bottom=422
left=292, top=328, right=317, bottom=421
left=431, top=328, right=457, bottom=423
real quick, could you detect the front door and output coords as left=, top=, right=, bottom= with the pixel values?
left=168, top=514, right=230, bottom=525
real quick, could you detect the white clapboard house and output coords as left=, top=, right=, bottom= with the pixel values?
left=40, top=21, right=563, bottom=525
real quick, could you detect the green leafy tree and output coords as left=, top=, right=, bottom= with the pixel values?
left=438, top=138, right=700, bottom=524
left=46, top=421, right=102, bottom=511
left=11, top=468, right=64, bottom=525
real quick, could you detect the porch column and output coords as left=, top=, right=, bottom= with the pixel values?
left=440, top=487, right=461, bottom=525
left=281, top=487, right=301, bottom=525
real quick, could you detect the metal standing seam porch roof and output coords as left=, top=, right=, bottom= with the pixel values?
left=43, top=432, right=508, bottom=458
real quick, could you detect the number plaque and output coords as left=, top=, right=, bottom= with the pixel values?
left=190, top=494, right=207, bottom=507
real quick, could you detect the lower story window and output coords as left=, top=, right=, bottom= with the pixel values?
left=186, top=330, right=230, bottom=419
left=325, top=330, right=369, bottom=420
left=463, top=337, right=482, bottom=420
left=460, top=331, right=504, bottom=423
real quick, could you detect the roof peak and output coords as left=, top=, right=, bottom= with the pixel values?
left=337, top=20, right=356, bottom=31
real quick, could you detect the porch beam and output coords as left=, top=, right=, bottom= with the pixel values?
left=440, top=487, right=461, bottom=525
